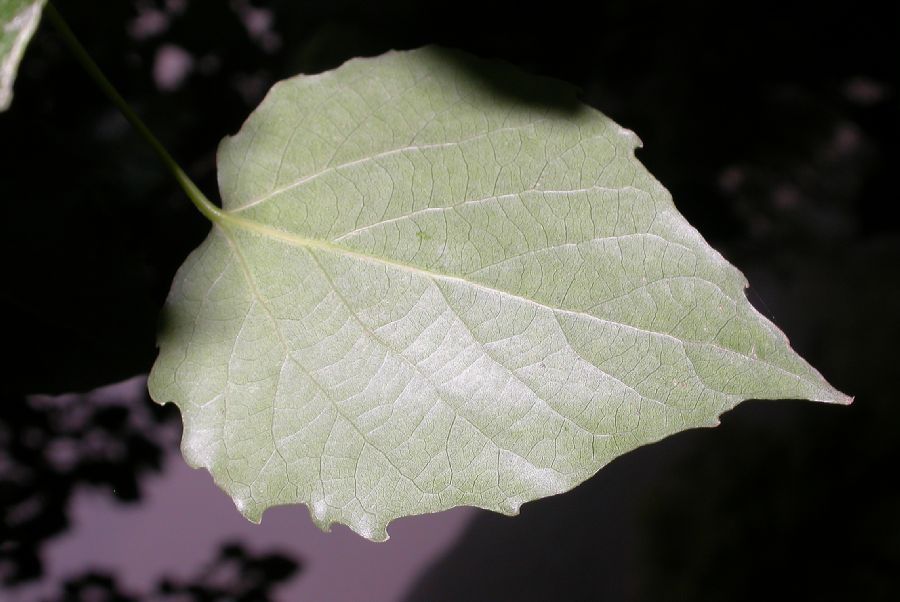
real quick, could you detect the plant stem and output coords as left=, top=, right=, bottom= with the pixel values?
left=44, top=2, right=223, bottom=223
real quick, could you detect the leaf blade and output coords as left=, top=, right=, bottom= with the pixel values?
left=150, top=47, right=849, bottom=540
left=0, top=0, right=45, bottom=111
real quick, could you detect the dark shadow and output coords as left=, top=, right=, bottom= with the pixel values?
left=410, top=46, right=582, bottom=115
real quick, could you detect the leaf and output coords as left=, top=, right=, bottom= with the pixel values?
left=149, top=47, right=850, bottom=541
left=0, top=0, right=45, bottom=111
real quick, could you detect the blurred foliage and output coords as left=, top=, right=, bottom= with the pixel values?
left=0, top=384, right=178, bottom=585
left=43, top=542, right=299, bottom=602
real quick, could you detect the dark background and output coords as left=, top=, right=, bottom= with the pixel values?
left=1, top=0, right=897, bottom=600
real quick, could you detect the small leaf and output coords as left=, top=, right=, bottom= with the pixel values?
left=0, top=0, right=45, bottom=111
left=149, top=47, right=850, bottom=540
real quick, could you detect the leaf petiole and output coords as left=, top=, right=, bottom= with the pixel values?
left=44, top=2, right=223, bottom=224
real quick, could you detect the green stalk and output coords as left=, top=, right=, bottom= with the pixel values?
left=44, top=2, right=223, bottom=223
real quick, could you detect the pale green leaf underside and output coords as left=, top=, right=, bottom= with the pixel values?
left=149, top=47, right=849, bottom=541
left=0, top=0, right=44, bottom=111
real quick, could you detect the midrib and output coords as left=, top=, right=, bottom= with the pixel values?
left=211, top=209, right=816, bottom=394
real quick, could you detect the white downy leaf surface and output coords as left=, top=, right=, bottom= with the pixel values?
left=149, top=47, right=850, bottom=540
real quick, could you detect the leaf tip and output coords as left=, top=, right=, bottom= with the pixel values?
left=824, top=390, right=854, bottom=406
left=803, top=373, right=853, bottom=406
